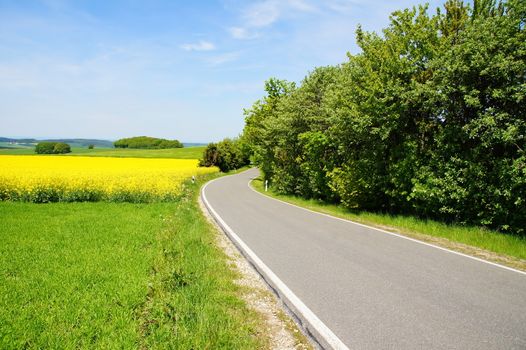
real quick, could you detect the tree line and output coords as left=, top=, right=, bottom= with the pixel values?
left=114, top=136, right=183, bottom=149
left=236, top=0, right=525, bottom=235
left=35, top=142, right=71, bottom=154
left=200, top=138, right=250, bottom=172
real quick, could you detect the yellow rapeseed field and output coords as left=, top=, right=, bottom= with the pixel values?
left=0, top=155, right=218, bottom=202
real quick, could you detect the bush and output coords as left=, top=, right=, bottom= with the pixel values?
left=88, top=144, right=95, bottom=149
left=35, top=142, right=71, bottom=154
left=53, top=142, right=71, bottom=154
left=35, top=142, right=56, bottom=154
left=201, top=138, right=249, bottom=172
left=201, top=143, right=219, bottom=167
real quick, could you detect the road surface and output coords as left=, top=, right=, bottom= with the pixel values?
left=202, top=168, right=526, bottom=349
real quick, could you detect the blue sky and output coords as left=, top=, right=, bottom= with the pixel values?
left=1, top=0, right=446, bottom=142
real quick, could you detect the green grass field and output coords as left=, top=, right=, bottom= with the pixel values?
left=0, top=142, right=33, bottom=149
left=72, top=146, right=206, bottom=159
left=0, top=177, right=265, bottom=349
left=0, top=147, right=103, bottom=155
left=0, top=146, right=206, bottom=159
left=0, top=147, right=40, bottom=155
left=251, top=178, right=526, bottom=266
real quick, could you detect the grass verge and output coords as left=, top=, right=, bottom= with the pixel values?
left=0, top=175, right=265, bottom=349
left=251, top=178, right=526, bottom=270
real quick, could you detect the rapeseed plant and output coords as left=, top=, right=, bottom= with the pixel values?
left=0, top=155, right=217, bottom=202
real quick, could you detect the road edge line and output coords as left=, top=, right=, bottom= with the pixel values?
left=201, top=176, right=350, bottom=350
left=247, top=178, right=526, bottom=276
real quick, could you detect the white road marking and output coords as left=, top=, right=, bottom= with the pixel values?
left=202, top=176, right=350, bottom=350
left=247, top=177, right=526, bottom=277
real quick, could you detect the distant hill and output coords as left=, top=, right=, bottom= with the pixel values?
left=0, top=138, right=207, bottom=150
left=183, top=143, right=207, bottom=147
left=45, top=139, right=114, bottom=148
left=0, top=138, right=114, bottom=149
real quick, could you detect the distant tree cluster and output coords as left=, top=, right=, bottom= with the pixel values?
left=35, top=142, right=71, bottom=154
left=114, top=136, right=183, bottom=149
left=242, top=0, right=526, bottom=234
left=200, top=138, right=250, bottom=172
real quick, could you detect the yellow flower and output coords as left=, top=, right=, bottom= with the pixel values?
left=0, top=155, right=218, bottom=202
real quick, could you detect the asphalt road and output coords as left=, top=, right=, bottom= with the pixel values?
left=202, top=168, right=526, bottom=349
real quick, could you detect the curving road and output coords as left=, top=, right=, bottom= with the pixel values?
left=202, top=168, right=526, bottom=350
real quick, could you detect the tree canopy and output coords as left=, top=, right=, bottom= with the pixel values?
left=242, top=0, right=526, bottom=235
left=35, top=142, right=71, bottom=154
left=114, top=136, right=183, bottom=149
left=200, top=138, right=250, bottom=172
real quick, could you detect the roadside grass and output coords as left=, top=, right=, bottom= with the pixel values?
left=251, top=178, right=526, bottom=267
left=0, top=175, right=265, bottom=349
left=0, top=146, right=205, bottom=159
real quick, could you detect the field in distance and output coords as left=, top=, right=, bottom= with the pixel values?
left=0, top=155, right=216, bottom=202
left=0, top=146, right=206, bottom=159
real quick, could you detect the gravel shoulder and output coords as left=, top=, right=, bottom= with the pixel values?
left=199, top=196, right=313, bottom=350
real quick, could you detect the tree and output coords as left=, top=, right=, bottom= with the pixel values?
left=410, top=0, right=526, bottom=231
left=53, top=143, right=71, bottom=154
left=114, top=136, right=183, bottom=149
left=242, top=78, right=296, bottom=182
left=200, top=138, right=249, bottom=172
left=241, top=0, right=526, bottom=234
left=35, top=142, right=56, bottom=154
left=201, top=143, right=219, bottom=167
left=35, top=142, right=72, bottom=154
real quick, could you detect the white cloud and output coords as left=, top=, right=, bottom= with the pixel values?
left=287, top=0, right=317, bottom=12
left=228, top=26, right=259, bottom=40
left=180, top=40, right=215, bottom=51
left=241, top=0, right=316, bottom=28
left=243, top=1, right=280, bottom=27
left=325, top=0, right=365, bottom=13
left=227, top=0, right=317, bottom=41
left=206, top=51, right=241, bottom=66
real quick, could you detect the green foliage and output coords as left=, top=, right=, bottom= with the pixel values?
left=53, top=142, right=71, bottom=154
left=0, top=177, right=265, bottom=349
left=35, top=142, right=71, bottom=154
left=242, top=0, right=526, bottom=235
left=73, top=146, right=205, bottom=159
left=0, top=202, right=169, bottom=348
left=35, top=142, right=56, bottom=154
left=0, top=146, right=206, bottom=158
left=88, top=144, right=94, bottom=149
left=251, top=177, right=526, bottom=262
left=114, top=136, right=183, bottom=149
left=201, top=138, right=249, bottom=172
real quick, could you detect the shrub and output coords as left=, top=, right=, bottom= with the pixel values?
left=35, top=142, right=72, bottom=154
left=88, top=144, right=95, bottom=149
left=201, top=143, right=219, bottom=167
left=201, top=138, right=249, bottom=172
left=35, top=142, right=56, bottom=154
left=53, top=143, right=71, bottom=154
